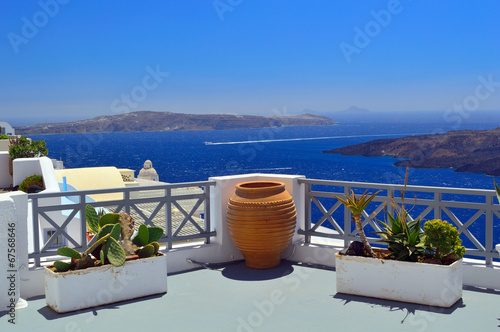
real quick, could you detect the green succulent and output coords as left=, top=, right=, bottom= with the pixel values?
left=19, top=174, right=44, bottom=193
left=85, top=204, right=120, bottom=235
left=494, top=179, right=500, bottom=203
left=424, top=219, right=465, bottom=261
left=334, top=189, right=381, bottom=257
left=376, top=210, right=427, bottom=262
left=53, top=224, right=126, bottom=272
left=53, top=210, right=163, bottom=273
left=132, top=224, right=163, bottom=258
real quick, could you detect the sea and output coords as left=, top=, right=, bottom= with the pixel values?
left=28, top=119, right=500, bottom=253
left=29, top=121, right=499, bottom=189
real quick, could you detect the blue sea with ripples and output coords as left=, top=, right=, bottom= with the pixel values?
left=30, top=122, right=498, bottom=189
left=29, top=121, right=500, bottom=252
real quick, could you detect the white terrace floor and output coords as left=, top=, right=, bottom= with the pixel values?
left=2, top=260, right=499, bottom=332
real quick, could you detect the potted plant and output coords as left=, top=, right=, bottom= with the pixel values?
left=18, top=174, right=45, bottom=193
left=84, top=205, right=116, bottom=242
left=334, top=171, right=465, bottom=308
left=8, top=136, right=48, bottom=175
left=44, top=206, right=167, bottom=313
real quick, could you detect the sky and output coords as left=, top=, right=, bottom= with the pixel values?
left=1, top=1, right=499, bottom=125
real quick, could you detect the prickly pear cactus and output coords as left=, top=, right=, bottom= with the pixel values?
left=105, top=237, right=126, bottom=266
left=53, top=260, right=76, bottom=272
left=85, top=204, right=99, bottom=234
left=98, top=213, right=120, bottom=229
left=119, top=212, right=134, bottom=240
left=57, top=246, right=82, bottom=260
left=75, top=254, right=94, bottom=269
left=137, top=244, right=156, bottom=258
left=118, top=212, right=139, bottom=255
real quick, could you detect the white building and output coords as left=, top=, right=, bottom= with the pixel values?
left=138, top=160, right=159, bottom=181
left=0, top=121, right=15, bottom=135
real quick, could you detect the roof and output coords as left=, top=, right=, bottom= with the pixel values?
left=55, top=167, right=125, bottom=201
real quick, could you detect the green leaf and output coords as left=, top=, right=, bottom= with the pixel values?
left=85, top=205, right=99, bottom=233
left=96, top=224, right=114, bottom=240
left=100, top=247, right=105, bottom=264
left=137, top=244, right=155, bottom=258
left=132, top=224, right=149, bottom=247
left=106, top=237, right=126, bottom=267
left=150, top=241, right=160, bottom=254
left=86, top=234, right=110, bottom=256
left=494, top=179, right=500, bottom=204
left=98, top=213, right=120, bottom=228
left=53, top=260, right=76, bottom=272
left=148, top=226, right=163, bottom=244
left=57, top=246, right=81, bottom=259
left=109, top=223, right=121, bottom=241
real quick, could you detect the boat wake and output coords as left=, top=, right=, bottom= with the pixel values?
left=204, top=133, right=414, bottom=146
left=244, top=167, right=293, bottom=171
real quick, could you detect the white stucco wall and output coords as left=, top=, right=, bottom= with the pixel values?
left=0, top=151, right=11, bottom=188
left=206, top=173, right=305, bottom=265
left=0, top=122, right=15, bottom=135
left=0, top=139, right=10, bottom=152
left=13, top=157, right=59, bottom=192
left=0, top=191, right=28, bottom=313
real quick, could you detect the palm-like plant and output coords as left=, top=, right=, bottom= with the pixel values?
left=334, top=189, right=380, bottom=257
left=494, top=179, right=500, bottom=203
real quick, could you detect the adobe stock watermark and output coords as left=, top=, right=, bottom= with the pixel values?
left=443, top=74, right=500, bottom=130
left=110, top=65, right=169, bottom=114
left=7, top=0, right=70, bottom=54
left=381, top=73, right=499, bottom=185
left=236, top=247, right=330, bottom=331
left=64, top=272, right=137, bottom=332
left=63, top=64, right=168, bottom=168
left=213, top=0, right=244, bottom=22
left=339, top=0, right=404, bottom=64
left=224, top=107, right=287, bottom=175
left=407, top=275, right=462, bottom=332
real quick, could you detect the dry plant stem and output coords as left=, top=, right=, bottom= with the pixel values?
left=353, top=215, right=375, bottom=257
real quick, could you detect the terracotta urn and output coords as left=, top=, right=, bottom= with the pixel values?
left=226, top=181, right=296, bottom=269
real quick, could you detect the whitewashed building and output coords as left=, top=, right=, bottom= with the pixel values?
left=0, top=121, right=15, bottom=135
left=138, top=160, right=159, bottom=181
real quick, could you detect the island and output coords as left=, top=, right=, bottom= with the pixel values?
left=15, top=111, right=335, bottom=135
left=323, top=127, right=500, bottom=176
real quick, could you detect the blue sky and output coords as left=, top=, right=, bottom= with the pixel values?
left=1, top=1, right=499, bottom=124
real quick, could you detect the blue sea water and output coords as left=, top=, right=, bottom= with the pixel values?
left=30, top=122, right=499, bottom=189
left=29, top=122, right=500, bottom=252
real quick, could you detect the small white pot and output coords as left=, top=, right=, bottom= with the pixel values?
left=335, top=253, right=462, bottom=308
left=44, top=254, right=167, bottom=313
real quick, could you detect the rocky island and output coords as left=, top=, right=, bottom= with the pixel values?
left=15, top=111, right=334, bottom=135
left=323, top=127, right=500, bottom=176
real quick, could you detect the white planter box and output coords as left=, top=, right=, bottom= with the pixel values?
left=45, top=254, right=167, bottom=313
left=335, top=253, right=462, bottom=308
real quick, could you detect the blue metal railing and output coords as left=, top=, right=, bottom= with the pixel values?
left=28, top=181, right=216, bottom=267
left=298, top=178, right=500, bottom=265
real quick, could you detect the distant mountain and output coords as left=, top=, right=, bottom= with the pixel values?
left=338, top=106, right=370, bottom=113
left=323, top=127, right=500, bottom=176
left=15, top=111, right=335, bottom=135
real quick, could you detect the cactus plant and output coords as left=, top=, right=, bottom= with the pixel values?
left=85, top=204, right=120, bottom=236
left=131, top=224, right=163, bottom=258
left=53, top=224, right=126, bottom=272
left=52, top=211, right=162, bottom=272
